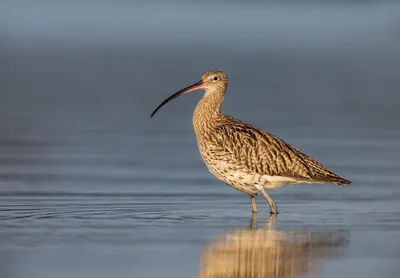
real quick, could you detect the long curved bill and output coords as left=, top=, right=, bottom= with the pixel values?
left=150, top=80, right=204, bottom=118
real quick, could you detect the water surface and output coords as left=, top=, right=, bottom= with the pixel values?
left=1, top=1, right=400, bottom=278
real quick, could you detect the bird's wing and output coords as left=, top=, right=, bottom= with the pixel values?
left=210, top=116, right=346, bottom=183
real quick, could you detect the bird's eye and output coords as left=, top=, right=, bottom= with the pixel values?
left=213, top=77, right=218, bottom=81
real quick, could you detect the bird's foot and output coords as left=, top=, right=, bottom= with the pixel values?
left=269, top=202, right=278, bottom=214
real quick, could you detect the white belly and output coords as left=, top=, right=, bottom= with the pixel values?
left=203, top=159, right=306, bottom=194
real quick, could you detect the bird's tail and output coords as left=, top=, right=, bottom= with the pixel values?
left=314, top=172, right=351, bottom=186
left=332, top=176, right=352, bottom=186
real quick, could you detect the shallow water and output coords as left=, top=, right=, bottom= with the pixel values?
left=1, top=123, right=400, bottom=278
left=2, top=2, right=400, bottom=278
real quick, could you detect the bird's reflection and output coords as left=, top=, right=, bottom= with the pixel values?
left=198, top=214, right=348, bottom=278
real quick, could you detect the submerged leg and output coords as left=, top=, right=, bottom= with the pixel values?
left=264, top=214, right=277, bottom=229
left=250, top=195, right=258, bottom=213
left=259, top=188, right=278, bottom=214
left=249, top=212, right=257, bottom=229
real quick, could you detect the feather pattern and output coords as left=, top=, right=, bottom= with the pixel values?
left=192, top=70, right=350, bottom=196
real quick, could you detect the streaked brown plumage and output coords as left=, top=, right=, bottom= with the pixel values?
left=151, top=70, right=351, bottom=214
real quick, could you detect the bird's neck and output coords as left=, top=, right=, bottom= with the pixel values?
left=193, top=90, right=225, bottom=135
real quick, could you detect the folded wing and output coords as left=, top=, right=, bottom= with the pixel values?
left=209, top=116, right=350, bottom=185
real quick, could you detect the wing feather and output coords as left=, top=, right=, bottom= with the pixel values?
left=208, top=116, right=350, bottom=185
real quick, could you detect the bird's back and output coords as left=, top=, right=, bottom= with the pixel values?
left=197, top=114, right=350, bottom=189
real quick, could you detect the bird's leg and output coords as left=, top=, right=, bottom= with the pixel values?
left=249, top=212, right=257, bottom=229
left=259, top=188, right=278, bottom=214
left=251, top=195, right=258, bottom=213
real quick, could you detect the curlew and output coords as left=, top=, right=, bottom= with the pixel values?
left=150, top=70, right=351, bottom=214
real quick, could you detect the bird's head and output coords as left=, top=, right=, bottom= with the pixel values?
left=150, top=70, right=228, bottom=118
left=201, top=70, right=228, bottom=92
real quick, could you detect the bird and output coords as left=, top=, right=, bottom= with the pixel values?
left=150, top=70, right=351, bottom=214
